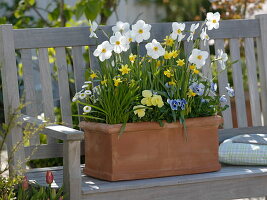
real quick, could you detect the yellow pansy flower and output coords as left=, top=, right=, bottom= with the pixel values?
left=163, top=36, right=174, bottom=46
left=164, top=51, right=173, bottom=60
left=101, top=79, right=107, bottom=85
left=176, top=59, right=185, bottom=67
left=142, top=90, right=152, bottom=98
left=141, top=97, right=153, bottom=106
left=129, top=53, right=137, bottom=63
left=133, top=105, right=146, bottom=118
left=113, top=77, right=122, bottom=87
left=90, top=73, right=97, bottom=79
left=189, top=65, right=196, bottom=70
left=151, top=95, right=164, bottom=108
left=193, top=69, right=200, bottom=74
left=119, top=64, right=131, bottom=75
left=187, top=89, right=196, bottom=97
left=164, top=69, right=174, bottom=78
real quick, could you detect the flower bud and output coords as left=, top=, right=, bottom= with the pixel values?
left=46, top=171, right=54, bottom=185
left=22, top=176, right=29, bottom=191
left=59, top=196, right=63, bottom=200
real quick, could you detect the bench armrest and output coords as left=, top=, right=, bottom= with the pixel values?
left=20, top=114, right=84, bottom=141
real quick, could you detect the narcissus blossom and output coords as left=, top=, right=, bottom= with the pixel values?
left=217, top=49, right=228, bottom=70
left=93, top=41, right=113, bottom=62
left=170, top=22, right=186, bottom=42
left=145, top=39, right=165, bottom=59
left=110, top=32, right=128, bottom=53
left=89, top=20, right=98, bottom=38
left=112, top=21, right=130, bottom=34
left=200, top=27, right=209, bottom=46
left=188, top=49, right=209, bottom=69
left=187, top=23, right=199, bottom=42
left=132, top=20, right=151, bottom=43
left=206, top=12, right=220, bottom=30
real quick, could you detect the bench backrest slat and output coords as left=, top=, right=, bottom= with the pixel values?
left=2, top=16, right=267, bottom=166
left=215, top=39, right=233, bottom=129
left=55, top=47, right=73, bottom=127
left=230, top=38, right=248, bottom=127
left=244, top=38, right=262, bottom=126
left=38, top=48, right=57, bottom=144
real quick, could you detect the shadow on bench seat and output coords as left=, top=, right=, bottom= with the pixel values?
left=26, top=165, right=267, bottom=200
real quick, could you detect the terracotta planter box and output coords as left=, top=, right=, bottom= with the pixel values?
left=79, top=115, right=223, bottom=181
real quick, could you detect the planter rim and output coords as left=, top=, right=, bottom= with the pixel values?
left=79, top=115, right=223, bottom=134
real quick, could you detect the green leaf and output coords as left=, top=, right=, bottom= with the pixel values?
left=27, top=0, right=35, bottom=6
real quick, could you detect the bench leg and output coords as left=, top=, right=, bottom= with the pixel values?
left=63, top=140, right=81, bottom=200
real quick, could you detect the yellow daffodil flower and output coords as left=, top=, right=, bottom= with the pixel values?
left=171, top=50, right=179, bottom=58
left=168, top=81, right=176, bottom=85
left=193, top=69, right=200, bottom=74
left=129, top=53, right=137, bottom=63
left=119, top=64, right=131, bottom=75
left=187, top=89, right=196, bottom=97
left=101, top=79, right=107, bottom=85
left=113, top=77, right=122, bottom=87
left=176, top=59, right=185, bottom=67
left=90, top=73, right=97, bottom=79
left=156, top=60, right=161, bottom=67
left=133, top=105, right=146, bottom=118
left=164, top=51, right=172, bottom=60
left=151, top=95, right=164, bottom=108
left=164, top=69, right=173, bottom=78
left=142, top=90, right=152, bottom=98
left=189, top=65, right=196, bottom=70
left=163, top=36, right=174, bottom=46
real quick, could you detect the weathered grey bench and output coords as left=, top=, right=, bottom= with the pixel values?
left=1, top=14, right=267, bottom=200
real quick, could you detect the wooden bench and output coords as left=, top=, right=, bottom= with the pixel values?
left=1, top=14, right=267, bottom=200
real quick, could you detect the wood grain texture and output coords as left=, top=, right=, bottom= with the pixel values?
left=183, top=40, right=193, bottom=60
left=230, top=39, right=248, bottom=127
left=20, top=114, right=84, bottom=141
left=63, top=140, right=81, bottom=200
left=0, top=24, right=26, bottom=173
left=72, top=46, right=86, bottom=118
left=13, top=19, right=260, bottom=49
left=244, top=38, right=262, bottom=126
left=214, top=39, right=233, bottom=129
left=55, top=47, right=73, bottom=127
left=256, top=14, right=267, bottom=126
left=38, top=48, right=56, bottom=144
left=21, top=49, right=40, bottom=145
left=26, top=165, right=267, bottom=200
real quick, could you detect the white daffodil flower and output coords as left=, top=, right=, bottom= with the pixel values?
left=217, top=49, right=228, bottom=70
left=93, top=41, right=113, bottom=62
left=112, top=21, right=130, bottom=34
left=132, top=20, right=151, bottom=43
left=200, top=27, right=209, bottom=46
left=110, top=32, right=128, bottom=53
left=187, top=23, right=199, bottom=42
left=145, top=39, right=165, bottom=59
left=189, top=49, right=209, bottom=69
left=82, top=84, right=89, bottom=89
left=83, top=106, right=92, bottom=113
left=89, top=20, right=98, bottom=38
left=206, top=12, right=220, bottom=30
left=84, top=81, right=92, bottom=84
left=170, top=22, right=186, bottom=42
left=72, top=93, right=80, bottom=102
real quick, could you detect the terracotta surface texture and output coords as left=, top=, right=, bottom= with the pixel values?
left=79, top=115, right=223, bottom=181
